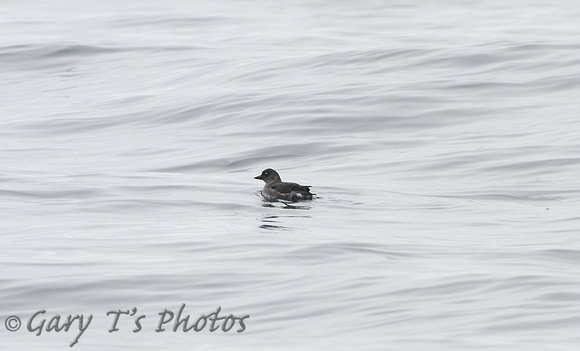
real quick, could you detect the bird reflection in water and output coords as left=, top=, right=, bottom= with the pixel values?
left=258, top=196, right=312, bottom=230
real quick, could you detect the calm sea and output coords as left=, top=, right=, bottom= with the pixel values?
left=1, top=0, right=580, bottom=350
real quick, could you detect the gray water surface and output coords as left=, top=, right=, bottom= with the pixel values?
left=1, top=1, right=580, bottom=350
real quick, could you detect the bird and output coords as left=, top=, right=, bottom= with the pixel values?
left=254, top=168, right=314, bottom=201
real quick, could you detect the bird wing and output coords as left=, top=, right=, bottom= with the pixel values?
left=271, top=182, right=310, bottom=194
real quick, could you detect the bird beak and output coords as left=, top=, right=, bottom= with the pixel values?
left=254, top=175, right=262, bottom=180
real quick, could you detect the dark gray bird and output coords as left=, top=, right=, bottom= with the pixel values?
left=254, top=168, right=313, bottom=201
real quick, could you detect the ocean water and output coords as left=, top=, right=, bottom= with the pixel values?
left=1, top=0, right=580, bottom=349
